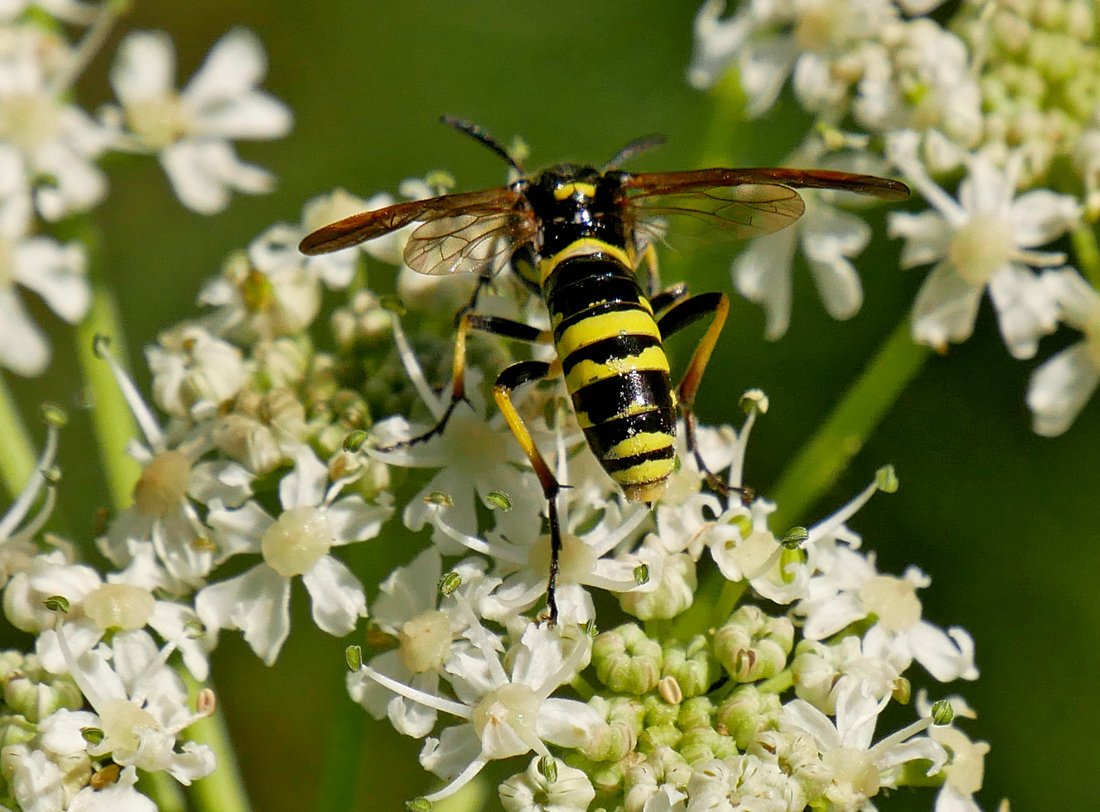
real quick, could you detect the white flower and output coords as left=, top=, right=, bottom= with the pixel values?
left=780, top=677, right=947, bottom=808
left=196, top=447, right=391, bottom=664
left=197, top=241, right=320, bottom=341
left=0, top=143, right=89, bottom=376
left=95, top=346, right=253, bottom=591
left=0, top=25, right=112, bottom=219
left=796, top=546, right=978, bottom=683
left=792, top=636, right=899, bottom=716
left=854, top=20, right=982, bottom=149
left=370, top=318, right=543, bottom=544
left=28, top=553, right=212, bottom=681
left=684, top=755, right=805, bottom=812
left=147, top=323, right=246, bottom=420
left=357, top=622, right=604, bottom=803
left=916, top=692, right=989, bottom=812
left=733, top=191, right=871, bottom=339
left=428, top=475, right=652, bottom=626
left=1026, top=268, right=1100, bottom=436
left=107, top=29, right=291, bottom=214
left=46, top=627, right=215, bottom=786
left=689, top=0, right=899, bottom=117
left=346, top=549, right=492, bottom=737
left=499, top=756, right=597, bottom=812
left=888, top=132, right=1081, bottom=358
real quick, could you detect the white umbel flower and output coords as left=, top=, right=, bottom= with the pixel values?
left=888, top=131, right=1081, bottom=358
left=356, top=622, right=604, bottom=803
left=1027, top=268, right=1100, bottom=436
left=0, top=25, right=112, bottom=220
left=108, top=29, right=291, bottom=214
left=196, top=447, right=390, bottom=664
left=0, top=143, right=88, bottom=376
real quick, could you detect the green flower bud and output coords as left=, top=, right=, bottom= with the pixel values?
left=643, top=694, right=680, bottom=728
left=638, top=722, right=681, bottom=753
left=678, top=727, right=737, bottom=766
left=0, top=714, right=36, bottom=749
left=593, top=624, right=662, bottom=695
left=0, top=651, right=27, bottom=681
left=716, top=685, right=782, bottom=751
left=563, top=752, right=626, bottom=796
left=581, top=697, right=640, bottom=763
left=661, top=635, right=720, bottom=699
left=3, top=661, right=81, bottom=722
left=676, top=696, right=714, bottom=732
left=713, top=605, right=794, bottom=683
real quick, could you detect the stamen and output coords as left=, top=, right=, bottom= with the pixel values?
left=358, top=665, right=471, bottom=719
left=95, top=336, right=164, bottom=449
left=389, top=314, right=446, bottom=420
left=0, top=422, right=60, bottom=539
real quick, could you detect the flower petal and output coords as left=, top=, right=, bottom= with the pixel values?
left=195, top=564, right=290, bottom=665
left=302, top=555, right=367, bottom=636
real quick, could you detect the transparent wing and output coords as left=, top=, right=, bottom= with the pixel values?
left=622, top=167, right=909, bottom=246
left=298, top=186, right=523, bottom=256
left=405, top=209, right=537, bottom=276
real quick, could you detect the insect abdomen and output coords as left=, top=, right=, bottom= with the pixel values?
left=544, top=248, right=677, bottom=503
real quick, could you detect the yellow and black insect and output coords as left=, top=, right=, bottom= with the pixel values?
left=300, top=117, right=908, bottom=623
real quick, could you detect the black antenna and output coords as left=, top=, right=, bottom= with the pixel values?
left=604, top=133, right=667, bottom=171
left=441, top=116, right=525, bottom=175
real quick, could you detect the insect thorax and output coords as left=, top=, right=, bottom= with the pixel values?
left=524, top=165, right=628, bottom=257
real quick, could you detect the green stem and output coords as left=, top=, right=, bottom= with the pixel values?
left=185, top=674, right=252, bottom=812
left=0, top=374, right=36, bottom=499
left=769, top=318, right=930, bottom=529
left=316, top=695, right=364, bottom=812
left=74, top=283, right=141, bottom=512
left=698, top=71, right=746, bottom=167
left=1072, top=222, right=1100, bottom=290
left=136, top=772, right=187, bottom=812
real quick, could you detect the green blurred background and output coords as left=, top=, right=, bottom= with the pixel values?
left=7, top=1, right=1098, bottom=809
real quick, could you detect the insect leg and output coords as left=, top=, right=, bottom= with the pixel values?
left=649, top=281, right=691, bottom=315
left=493, top=359, right=566, bottom=625
left=636, top=243, right=664, bottom=299
left=656, top=291, right=749, bottom=502
left=378, top=313, right=551, bottom=451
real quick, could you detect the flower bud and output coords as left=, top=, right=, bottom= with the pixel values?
left=713, top=605, right=794, bottom=682
left=643, top=694, right=680, bottom=728
left=2, top=657, right=81, bottom=722
left=678, top=727, right=737, bottom=766
left=0, top=715, right=36, bottom=750
left=662, top=635, right=720, bottom=699
left=716, top=685, right=782, bottom=750
left=593, top=624, right=662, bottom=695
left=677, top=696, right=715, bottom=732
left=581, top=697, right=641, bottom=762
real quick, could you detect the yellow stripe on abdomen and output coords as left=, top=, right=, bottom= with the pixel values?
left=563, top=345, right=670, bottom=391
left=556, top=310, right=661, bottom=358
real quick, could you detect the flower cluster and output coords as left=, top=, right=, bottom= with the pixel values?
left=345, top=366, right=989, bottom=810
left=691, top=0, right=1100, bottom=436
left=1, top=150, right=995, bottom=807
left=0, top=4, right=289, bottom=377
left=0, top=6, right=1001, bottom=808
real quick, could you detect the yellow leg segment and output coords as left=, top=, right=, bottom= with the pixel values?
left=492, top=358, right=566, bottom=624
